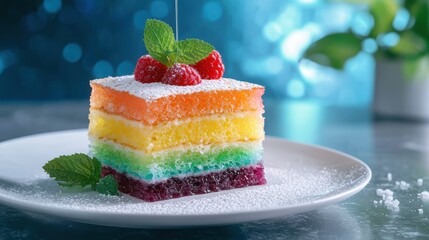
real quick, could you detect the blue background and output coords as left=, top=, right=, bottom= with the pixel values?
left=0, top=0, right=374, bottom=105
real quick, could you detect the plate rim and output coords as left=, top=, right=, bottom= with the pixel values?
left=0, top=129, right=372, bottom=228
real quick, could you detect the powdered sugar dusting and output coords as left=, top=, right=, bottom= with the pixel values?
left=0, top=166, right=362, bottom=215
left=91, top=75, right=263, bottom=101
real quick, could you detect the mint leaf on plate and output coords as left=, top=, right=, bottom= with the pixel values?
left=43, top=153, right=101, bottom=190
left=96, top=175, right=119, bottom=196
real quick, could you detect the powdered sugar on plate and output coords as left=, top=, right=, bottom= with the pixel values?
left=0, top=166, right=366, bottom=215
left=0, top=130, right=371, bottom=227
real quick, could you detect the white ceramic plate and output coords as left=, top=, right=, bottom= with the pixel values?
left=0, top=129, right=371, bottom=228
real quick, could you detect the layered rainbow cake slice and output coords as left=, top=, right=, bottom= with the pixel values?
left=89, top=75, right=266, bottom=201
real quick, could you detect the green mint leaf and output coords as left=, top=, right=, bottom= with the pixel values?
left=176, top=39, right=214, bottom=64
left=95, top=175, right=119, bottom=196
left=43, top=153, right=101, bottom=190
left=144, top=19, right=176, bottom=67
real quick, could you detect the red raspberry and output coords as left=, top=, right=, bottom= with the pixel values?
left=134, top=55, right=167, bottom=83
left=191, top=50, right=224, bottom=79
left=162, top=64, right=202, bottom=86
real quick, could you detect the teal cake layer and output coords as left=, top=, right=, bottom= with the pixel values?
left=89, top=139, right=263, bottom=182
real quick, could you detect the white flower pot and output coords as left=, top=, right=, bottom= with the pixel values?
left=373, top=60, right=429, bottom=121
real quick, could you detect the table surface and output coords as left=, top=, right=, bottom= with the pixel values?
left=1, top=99, right=429, bottom=239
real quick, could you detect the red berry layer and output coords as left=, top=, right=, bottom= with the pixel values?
left=102, top=164, right=266, bottom=202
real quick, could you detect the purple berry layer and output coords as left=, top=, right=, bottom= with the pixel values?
left=102, top=164, right=266, bottom=202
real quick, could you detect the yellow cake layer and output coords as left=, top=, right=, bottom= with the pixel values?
left=88, top=109, right=264, bottom=153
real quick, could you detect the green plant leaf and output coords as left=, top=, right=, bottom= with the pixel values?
left=43, top=153, right=101, bottom=190
left=95, top=175, right=119, bottom=196
left=302, top=32, right=362, bottom=69
left=404, top=0, right=419, bottom=10
left=390, top=31, right=427, bottom=58
left=176, top=39, right=214, bottom=64
left=408, top=0, right=429, bottom=40
left=369, top=0, right=400, bottom=37
left=403, top=55, right=429, bottom=81
left=144, top=19, right=177, bottom=67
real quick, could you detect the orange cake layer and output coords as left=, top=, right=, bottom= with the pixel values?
left=90, top=76, right=264, bottom=126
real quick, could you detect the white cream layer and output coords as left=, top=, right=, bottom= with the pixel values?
left=89, top=136, right=263, bottom=158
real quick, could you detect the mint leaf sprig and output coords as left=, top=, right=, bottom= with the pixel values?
left=43, top=153, right=119, bottom=196
left=144, top=19, right=214, bottom=67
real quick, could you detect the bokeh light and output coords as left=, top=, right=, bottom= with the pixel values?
left=393, top=8, right=410, bottom=31
left=74, top=0, right=94, bottom=13
left=0, top=57, right=4, bottom=75
left=26, top=14, right=46, bottom=32
left=0, top=50, right=17, bottom=68
left=277, top=5, right=302, bottom=32
left=263, top=22, right=283, bottom=42
left=27, top=35, right=50, bottom=60
left=299, top=59, right=322, bottom=84
left=377, top=32, right=400, bottom=47
left=134, top=10, right=148, bottom=29
left=62, top=43, right=82, bottom=63
left=316, top=3, right=352, bottom=31
left=203, top=1, right=223, bottom=22
left=43, top=0, right=62, bottom=14
left=0, top=0, right=375, bottom=105
left=287, top=79, right=305, bottom=98
left=362, top=38, right=378, bottom=54
left=351, top=11, right=374, bottom=36
left=265, top=57, right=283, bottom=74
left=117, top=61, right=135, bottom=76
left=150, top=1, right=168, bottom=18
left=297, top=0, right=320, bottom=5
left=281, top=29, right=312, bottom=62
left=93, top=60, right=113, bottom=78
